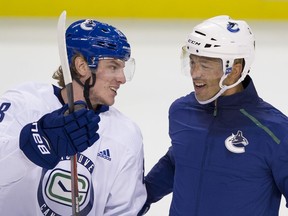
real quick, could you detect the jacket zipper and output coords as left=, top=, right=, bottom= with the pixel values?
left=213, top=100, right=218, bottom=116
left=195, top=100, right=218, bottom=215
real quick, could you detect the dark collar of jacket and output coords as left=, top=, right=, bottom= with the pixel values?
left=202, top=75, right=261, bottom=109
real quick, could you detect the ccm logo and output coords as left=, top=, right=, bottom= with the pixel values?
left=188, top=39, right=201, bottom=46
left=31, top=122, right=51, bottom=155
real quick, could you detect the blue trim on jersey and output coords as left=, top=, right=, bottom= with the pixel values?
left=52, top=85, right=65, bottom=105
left=52, top=84, right=109, bottom=113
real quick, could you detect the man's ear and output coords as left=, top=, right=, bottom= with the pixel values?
left=230, top=60, right=243, bottom=79
left=223, top=60, right=243, bottom=86
left=74, top=56, right=90, bottom=76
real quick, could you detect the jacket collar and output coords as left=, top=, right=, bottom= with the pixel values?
left=204, top=75, right=260, bottom=108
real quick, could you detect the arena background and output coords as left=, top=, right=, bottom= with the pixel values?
left=1, top=0, right=288, bottom=19
left=1, top=0, right=288, bottom=215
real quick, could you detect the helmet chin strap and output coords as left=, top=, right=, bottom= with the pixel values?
left=83, top=73, right=96, bottom=110
left=74, top=73, right=96, bottom=110
left=196, top=72, right=247, bottom=105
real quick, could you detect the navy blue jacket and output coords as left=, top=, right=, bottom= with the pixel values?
left=143, top=76, right=288, bottom=216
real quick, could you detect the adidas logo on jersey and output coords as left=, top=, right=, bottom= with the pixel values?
left=97, top=149, right=111, bottom=161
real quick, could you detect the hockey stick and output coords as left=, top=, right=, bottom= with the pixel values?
left=57, top=10, right=80, bottom=215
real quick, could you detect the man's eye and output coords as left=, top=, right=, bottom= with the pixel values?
left=201, top=63, right=211, bottom=69
left=109, top=65, right=117, bottom=70
left=202, top=65, right=209, bottom=69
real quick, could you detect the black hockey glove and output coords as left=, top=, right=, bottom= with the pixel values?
left=20, top=101, right=100, bottom=169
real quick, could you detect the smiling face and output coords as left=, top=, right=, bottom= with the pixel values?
left=89, top=58, right=126, bottom=107
left=189, top=54, right=223, bottom=102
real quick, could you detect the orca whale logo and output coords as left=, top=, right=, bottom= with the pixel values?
left=225, top=130, right=249, bottom=153
left=227, top=22, right=240, bottom=33
left=80, top=19, right=96, bottom=31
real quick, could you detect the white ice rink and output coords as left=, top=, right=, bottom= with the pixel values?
left=1, top=17, right=288, bottom=215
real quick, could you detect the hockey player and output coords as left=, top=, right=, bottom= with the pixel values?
left=0, top=19, right=146, bottom=215
left=139, top=15, right=288, bottom=215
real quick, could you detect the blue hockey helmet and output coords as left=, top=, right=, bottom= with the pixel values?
left=66, top=19, right=132, bottom=68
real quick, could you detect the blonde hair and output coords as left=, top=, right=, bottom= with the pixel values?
left=52, top=53, right=84, bottom=87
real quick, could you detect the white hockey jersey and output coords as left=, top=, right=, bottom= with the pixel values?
left=0, top=82, right=147, bottom=215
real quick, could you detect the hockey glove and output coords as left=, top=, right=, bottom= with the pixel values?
left=20, top=101, right=100, bottom=169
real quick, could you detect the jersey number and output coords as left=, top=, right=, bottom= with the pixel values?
left=0, top=102, right=11, bottom=122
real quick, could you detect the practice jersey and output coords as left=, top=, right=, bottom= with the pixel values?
left=144, top=76, right=288, bottom=216
left=0, top=81, right=146, bottom=215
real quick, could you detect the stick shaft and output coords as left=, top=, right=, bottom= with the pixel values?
left=57, top=11, right=80, bottom=215
left=71, top=153, right=80, bottom=215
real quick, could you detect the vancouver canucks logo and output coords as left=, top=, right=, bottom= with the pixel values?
left=80, top=19, right=96, bottom=31
left=37, top=154, right=95, bottom=215
left=225, top=130, right=249, bottom=153
left=227, top=21, right=240, bottom=33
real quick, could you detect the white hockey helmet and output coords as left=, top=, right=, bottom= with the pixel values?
left=181, top=15, right=256, bottom=104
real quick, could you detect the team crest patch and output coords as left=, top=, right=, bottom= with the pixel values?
left=37, top=154, right=94, bottom=215
left=225, top=130, right=249, bottom=153
left=45, top=169, right=89, bottom=206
